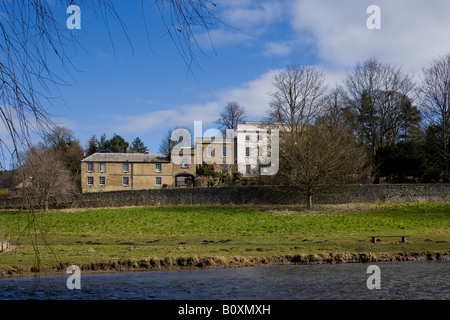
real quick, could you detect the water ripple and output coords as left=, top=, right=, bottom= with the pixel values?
left=0, top=261, right=448, bottom=300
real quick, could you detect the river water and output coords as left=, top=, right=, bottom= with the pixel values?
left=0, top=261, right=448, bottom=300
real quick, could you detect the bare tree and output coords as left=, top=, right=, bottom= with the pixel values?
left=343, top=57, right=416, bottom=183
left=215, top=102, right=248, bottom=132
left=42, top=126, right=85, bottom=192
left=19, top=146, right=71, bottom=212
left=418, top=51, right=450, bottom=181
left=266, top=64, right=327, bottom=136
left=278, top=117, right=368, bottom=208
left=42, top=127, right=76, bottom=152
left=265, top=64, right=364, bottom=208
left=322, top=86, right=352, bottom=134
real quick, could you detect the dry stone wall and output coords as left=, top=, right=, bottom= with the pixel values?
left=0, top=184, right=449, bottom=210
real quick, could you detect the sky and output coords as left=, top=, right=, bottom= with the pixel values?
left=8, top=0, right=450, bottom=154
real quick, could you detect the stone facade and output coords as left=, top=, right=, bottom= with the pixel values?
left=80, top=122, right=280, bottom=193
left=171, top=146, right=196, bottom=187
left=194, top=122, right=280, bottom=177
left=81, top=152, right=196, bottom=193
left=234, top=122, right=281, bottom=177
left=195, top=137, right=238, bottom=176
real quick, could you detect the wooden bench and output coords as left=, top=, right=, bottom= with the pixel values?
left=369, top=236, right=408, bottom=243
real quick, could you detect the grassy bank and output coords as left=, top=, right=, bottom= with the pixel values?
left=0, top=202, right=449, bottom=276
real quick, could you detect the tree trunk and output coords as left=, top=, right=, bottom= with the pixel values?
left=373, top=151, right=381, bottom=184
left=306, top=192, right=313, bottom=208
left=0, top=241, right=10, bottom=252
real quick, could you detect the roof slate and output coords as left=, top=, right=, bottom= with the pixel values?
left=81, top=153, right=170, bottom=163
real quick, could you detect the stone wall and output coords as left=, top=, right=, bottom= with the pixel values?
left=316, top=184, right=450, bottom=203
left=0, top=184, right=449, bottom=210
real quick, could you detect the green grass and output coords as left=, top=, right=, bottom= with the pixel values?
left=0, top=202, right=449, bottom=272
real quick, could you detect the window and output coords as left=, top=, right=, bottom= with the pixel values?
left=87, top=176, right=94, bottom=186
left=245, top=135, right=250, bottom=141
left=222, top=146, right=227, bottom=157
left=99, top=176, right=106, bottom=186
left=87, top=163, right=93, bottom=173
left=246, top=147, right=250, bottom=157
left=155, top=163, right=162, bottom=172
left=257, top=134, right=262, bottom=141
left=206, top=146, right=213, bottom=157
left=155, top=177, right=162, bottom=186
left=222, top=165, right=228, bottom=174
left=181, top=158, right=188, bottom=168
left=122, top=177, right=129, bottom=187
left=258, top=147, right=263, bottom=157
left=122, top=163, right=129, bottom=173
left=246, top=165, right=251, bottom=174
left=99, top=163, right=106, bottom=173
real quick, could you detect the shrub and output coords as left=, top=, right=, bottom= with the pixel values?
left=233, top=172, right=242, bottom=181
left=0, top=189, right=11, bottom=198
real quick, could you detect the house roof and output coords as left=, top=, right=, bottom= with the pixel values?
left=236, top=121, right=283, bottom=130
left=81, top=153, right=170, bottom=163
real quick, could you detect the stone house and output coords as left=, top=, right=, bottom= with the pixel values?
left=80, top=122, right=279, bottom=193
left=81, top=152, right=195, bottom=193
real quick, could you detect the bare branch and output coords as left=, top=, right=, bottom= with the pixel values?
left=266, top=64, right=327, bottom=135
left=417, top=51, right=450, bottom=180
left=215, top=101, right=248, bottom=132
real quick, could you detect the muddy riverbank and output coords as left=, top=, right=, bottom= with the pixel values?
left=1, top=251, right=448, bottom=278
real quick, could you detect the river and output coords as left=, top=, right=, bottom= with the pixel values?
left=0, top=261, right=448, bottom=300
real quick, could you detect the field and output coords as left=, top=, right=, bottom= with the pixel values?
left=0, top=202, right=449, bottom=275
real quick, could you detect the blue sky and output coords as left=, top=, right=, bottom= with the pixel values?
left=20, top=0, right=450, bottom=153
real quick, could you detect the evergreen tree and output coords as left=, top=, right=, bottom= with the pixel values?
left=422, top=125, right=447, bottom=182
left=399, top=96, right=422, bottom=142
left=196, top=161, right=215, bottom=179
left=86, top=135, right=98, bottom=156
left=106, top=134, right=129, bottom=153
left=91, top=133, right=130, bottom=153
left=97, top=134, right=108, bottom=153
left=378, top=141, right=425, bottom=182
left=128, top=137, right=147, bottom=153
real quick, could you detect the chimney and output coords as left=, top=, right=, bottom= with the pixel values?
left=169, top=138, right=173, bottom=162
left=144, top=149, right=149, bottom=154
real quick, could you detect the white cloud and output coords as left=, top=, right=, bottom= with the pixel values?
left=52, top=117, right=78, bottom=131
left=0, top=105, right=49, bottom=165
left=316, top=66, right=347, bottom=90
left=106, top=69, right=279, bottom=135
left=263, top=41, right=293, bottom=57
left=195, top=28, right=253, bottom=49
left=290, top=0, right=450, bottom=73
left=216, top=69, right=278, bottom=119
left=219, top=0, right=284, bottom=29
left=196, top=0, right=286, bottom=49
